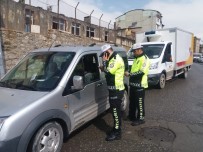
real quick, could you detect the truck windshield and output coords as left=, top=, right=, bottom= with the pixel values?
left=128, top=44, right=164, bottom=59
left=0, top=52, right=75, bottom=91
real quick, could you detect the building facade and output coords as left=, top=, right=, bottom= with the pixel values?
left=200, top=44, right=203, bottom=54
left=194, top=36, right=201, bottom=53
left=0, top=0, right=115, bottom=43
left=115, top=9, right=164, bottom=49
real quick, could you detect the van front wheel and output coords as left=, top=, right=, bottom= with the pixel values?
left=157, top=73, right=166, bottom=89
left=28, top=121, right=63, bottom=152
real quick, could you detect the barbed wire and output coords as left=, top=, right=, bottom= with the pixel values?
left=26, top=0, right=114, bottom=29
left=23, top=0, right=160, bottom=30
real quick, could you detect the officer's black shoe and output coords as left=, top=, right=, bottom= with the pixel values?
left=131, top=120, right=145, bottom=126
left=105, top=130, right=121, bottom=141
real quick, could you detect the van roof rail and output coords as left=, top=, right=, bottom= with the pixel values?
left=54, top=44, right=78, bottom=47
left=54, top=44, right=62, bottom=47
left=89, top=43, right=96, bottom=46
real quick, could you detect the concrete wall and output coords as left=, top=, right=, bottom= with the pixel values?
left=0, top=0, right=25, bottom=31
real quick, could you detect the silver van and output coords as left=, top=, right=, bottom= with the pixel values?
left=0, top=44, right=129, bottom=152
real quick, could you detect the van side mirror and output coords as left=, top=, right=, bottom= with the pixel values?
left=71, top=76, right=84, bottom=90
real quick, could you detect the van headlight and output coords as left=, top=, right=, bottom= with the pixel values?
left=150, top=62, right=159, bottom=70
left=0, top=117, right=7, bottom=131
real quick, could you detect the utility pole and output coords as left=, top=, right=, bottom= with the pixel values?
left=74, top=2, right=80, bottom=34
left=57, top=0, right=60, bottom=30
left=89, top=10, right=94, bottom=36
left=90, top=10, right=94, bottom=24
left=0, top=37, right=5, bottom=78
left=108, top=20, right=111, bottom=42
left=29, top=0, right=31, bottom=33
left=99, top=14, right=103, bottom=41
left=114, top=22, right=116, bottom=44
left=75, top=2, right=80, bottom=20
left=73, top=2, right=79, bottom=44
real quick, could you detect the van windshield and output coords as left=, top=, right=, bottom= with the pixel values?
left=128, top=44, right=164, bottom=59
left=193, top=53, right=202, bottom=58
left=0, top=52, right=75, bottom=91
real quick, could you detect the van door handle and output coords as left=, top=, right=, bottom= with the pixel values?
left=97, top=82, right=103, bottom=87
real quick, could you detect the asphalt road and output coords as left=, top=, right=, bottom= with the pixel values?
left=146, top=63, right=203, bottom=124
left=61, top=63, right=203, bottom=152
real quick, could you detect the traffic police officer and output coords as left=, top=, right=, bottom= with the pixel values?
left=99, top=44, right=125, bottom=141
left=125, top=43, right=150, bottom=126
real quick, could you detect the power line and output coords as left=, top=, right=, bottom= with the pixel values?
left=36, top=0, right=57, bottom=6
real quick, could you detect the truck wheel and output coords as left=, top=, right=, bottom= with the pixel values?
left=28, top=122, right=63, bottom=152
left=121, top=90, right=128, bottom=111
left=158, top=73, right=166, bottom=89
left=181, top=69, right=188, bottom=79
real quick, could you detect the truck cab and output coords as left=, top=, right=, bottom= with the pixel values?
left=128, top=41, right=173, bottom=89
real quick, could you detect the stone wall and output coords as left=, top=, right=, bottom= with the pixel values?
left=0, top=29, right=100, bottom=73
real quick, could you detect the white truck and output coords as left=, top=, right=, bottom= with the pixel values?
left=128, top=27, right=194, bottom=89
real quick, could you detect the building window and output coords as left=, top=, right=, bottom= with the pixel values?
left=105, top=31, right=108, bottom=42
left=156, top=18, right=160, bottom=24
left=59, top=19, right=65, bottom=31
left=71, top=23, right=80, bottom=36
left=52, top=17, right=65, bottom=31
left=52, top=17, right=58, bottom=29
left=86, top=27, right=95, bottom=37
left=25, top=9, right=34, bottom=32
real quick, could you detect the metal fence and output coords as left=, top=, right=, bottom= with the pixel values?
left=23, top=0, right=114, bottom=29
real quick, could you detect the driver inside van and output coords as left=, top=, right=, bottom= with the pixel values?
left=46, top=62, right=59, bottom=79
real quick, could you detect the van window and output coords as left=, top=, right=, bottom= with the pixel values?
left=162, top=43, right=172, bottom=63
left=193, top=53, right=202, bottom=58
left=63, top=53, right=100, bottom=95
left=0, top=52, right=75, bottom=91
left=128, top=44, right=164, bottom=59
